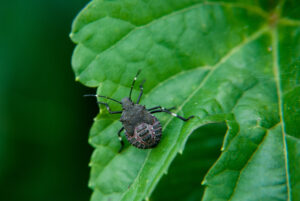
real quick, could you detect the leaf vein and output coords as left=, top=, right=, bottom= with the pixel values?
left=271, top=27, right=292, bottom=201
left=227, top=129, right=269, bottom=201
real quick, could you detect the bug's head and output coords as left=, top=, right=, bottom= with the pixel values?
left=121, top=97, right=134, bottom=110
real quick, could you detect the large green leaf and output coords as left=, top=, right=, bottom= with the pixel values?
left=70, top=0, right=300, bottom=200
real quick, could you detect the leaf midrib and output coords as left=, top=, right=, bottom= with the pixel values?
left=271, top=27, right=291, bottom=201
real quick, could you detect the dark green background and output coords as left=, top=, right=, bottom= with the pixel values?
left=0, top=1, right=96, bottom=201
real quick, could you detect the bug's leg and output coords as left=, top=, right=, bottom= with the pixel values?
left=118, top=127, right=125, bottom=153
left=129, top=69, right=142, bottom=100
left=84, top=94, right=121, bottom=104
left=97, top=101, right=122, bottom=114
left=150, top=107, right=194, bottom=121
left=136, top=79, right=146, bottom=104
left=147, top=106, right=176, bottom=111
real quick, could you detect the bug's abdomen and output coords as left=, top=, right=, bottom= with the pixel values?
left=125, top=116, right=162, bottom=149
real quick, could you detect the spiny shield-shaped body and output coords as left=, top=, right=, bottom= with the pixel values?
left=120, top=97, right=162, bottom=149
left=85, top=70, right=194, bottom=152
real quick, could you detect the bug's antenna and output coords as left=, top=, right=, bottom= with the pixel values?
left=84, top=94, right=122, bottom=104
left=129, top=69, right=141, bottom=100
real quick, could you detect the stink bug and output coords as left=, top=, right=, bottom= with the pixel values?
left=85, top=70, right=194, bottom=152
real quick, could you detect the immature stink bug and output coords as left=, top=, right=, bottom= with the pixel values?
left=85, top=70, right=194, bottom=152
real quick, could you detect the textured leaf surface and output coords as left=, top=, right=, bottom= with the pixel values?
left=70, top=0, right=300, bottom=200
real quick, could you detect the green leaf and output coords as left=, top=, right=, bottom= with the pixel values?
left=70, top=0, right=300, bottom=200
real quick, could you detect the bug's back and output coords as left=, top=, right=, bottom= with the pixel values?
left=126, top=115, right=162, bottom=149
left=120, top=104, right=162, bottom=149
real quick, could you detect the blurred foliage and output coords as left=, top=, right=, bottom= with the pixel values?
left=0, top=1, right=96, bottom=201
